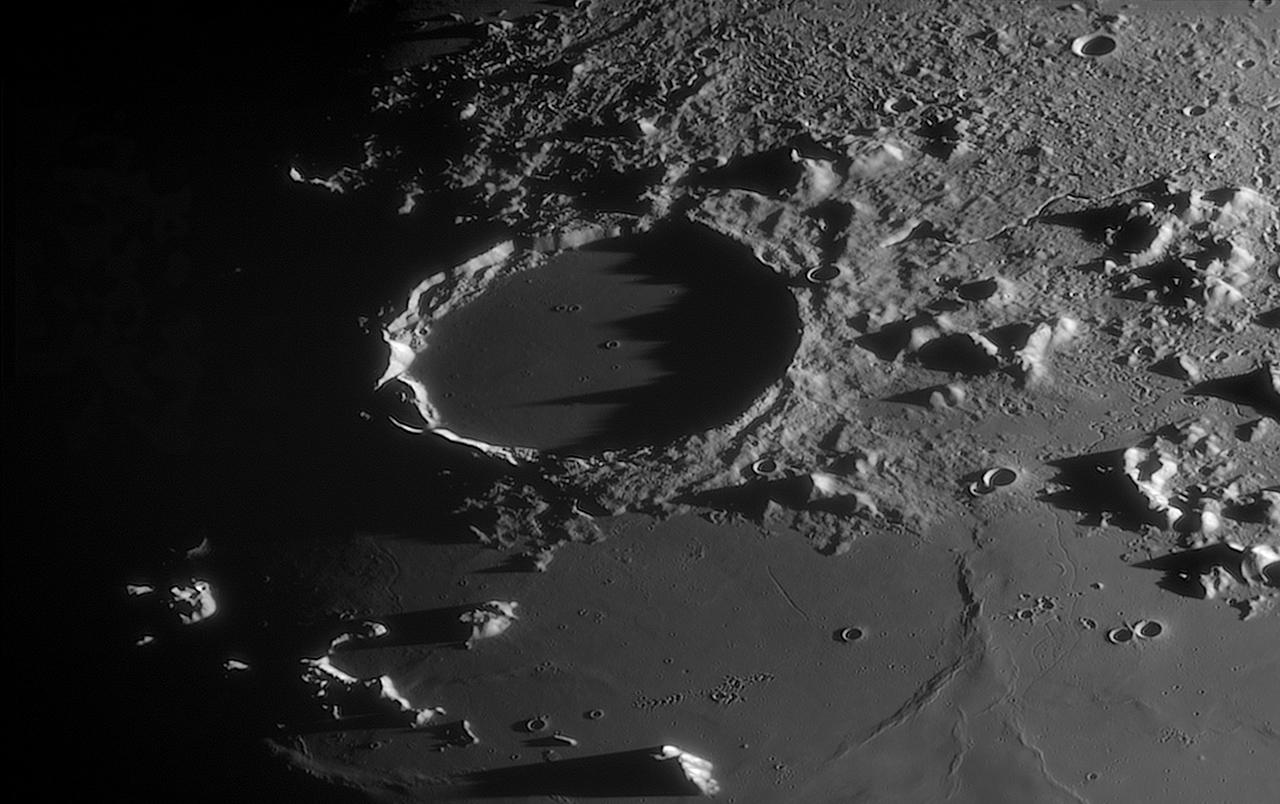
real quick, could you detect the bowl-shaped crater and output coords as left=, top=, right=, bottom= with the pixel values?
left=1071, top=32, right=1117, bottom=57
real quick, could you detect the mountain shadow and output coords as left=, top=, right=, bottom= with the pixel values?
left=1038, top=448, right=1157, bottom=529
left=1188, top=366, right=1280, bottom=420
left=451, top=746, right=714, bottom=798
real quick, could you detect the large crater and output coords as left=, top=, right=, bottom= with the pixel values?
left=409, top=223, right=802, bottom=454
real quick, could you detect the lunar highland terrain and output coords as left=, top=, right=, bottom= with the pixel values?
left=9, top=1, right=1279, bottom=802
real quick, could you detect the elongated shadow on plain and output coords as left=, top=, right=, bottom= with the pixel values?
left=328, top=606, right=485, bottom=651
left=915, top=333, right=999, bottom=375
left=1133, top=544, right=1246, bottom=598
left=1187, top=367, right=1280, bottom=419
left=685, top=147, right=804, bottom=196
left=884, top=386, right=948, bottom=407
left=677, top=475, right=814, bottom=519
left=286, top=711, right=422, bottom=735
left=1038, top=448, right=1155, bottom=529
left=450, top=746, right=712, bottom=798
left=855, top=316, right=929, bottom=361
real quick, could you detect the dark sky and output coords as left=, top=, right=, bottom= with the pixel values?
left=6, top=5, right=394, bottom=797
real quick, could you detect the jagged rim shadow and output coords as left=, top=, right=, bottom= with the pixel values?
left=529, top=221, right=802, bottom=454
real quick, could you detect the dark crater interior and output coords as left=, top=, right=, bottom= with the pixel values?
left=412, top=222, right=802, bottom=453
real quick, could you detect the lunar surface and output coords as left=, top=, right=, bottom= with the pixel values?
left=10, top=0, right=1280, bottom=802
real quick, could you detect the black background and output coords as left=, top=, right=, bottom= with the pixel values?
left=5, top=3, right=434, bottom=797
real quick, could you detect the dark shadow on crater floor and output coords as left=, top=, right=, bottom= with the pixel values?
left=553, top=223, right=801, bottom=453
left=417, top=221, right=801, bottom=453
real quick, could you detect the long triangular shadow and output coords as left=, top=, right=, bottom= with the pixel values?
left=1117, top=257, right=1200, bottom=305
left=677, top=475, right=814, bottom=519
left=983, top=322, right=1036, bottom=353
left=915, top=333, right=1000, bottom=375
left=1036, top=203, right=1134, bottom=246
left=527, top=222, right=801, bottom=453
left=1133, top=544, right=1244, bottom=579
left=1187, top=367, right=1280, bottom=419
left=855, top=316, right=928, bottom=361
left=685, top=147, right=804, bottom=196
left=884, top=385, right=952, bottom=408
left=1032, top=179, right=1178, bottom=250
left=1133, top=544, right=1246, bottom=598
left=328, top=605, right=491, bottom=651
left=287, top=710, right=421, bottom=735
left=453, top=746, right=711, bottom=798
